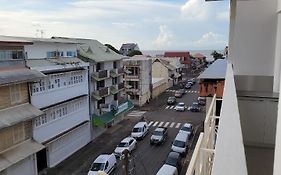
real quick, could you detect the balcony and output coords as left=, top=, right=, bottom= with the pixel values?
left=92, top=87, right=110, bottom=100
left=125, top=74, right=139, bottom=80
left=110, top=68, right=124, bottom=78
left=110, top=83, right=125, bottom=94
left=91, top=70, right=109, bottom=81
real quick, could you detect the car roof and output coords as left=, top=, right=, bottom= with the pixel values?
left=183, top=123, right=192, bottom=127
left=175, top=132, right=189, bottom=141
left=168, top=96, right=175, bottom=99
left=168, top=151, right=180, bottom=159
left=157, top=164, right=177, bottom=174
left=155, top=127, right=165, bottom=132
left=121, top=137, right=134, bottom=143
left=134, top=122, right=147, bottom=127
left=94, top=154, right=111, bottom=163
left=178, top=102, right=185, bottom=105
left=193, top=102, right=199, bottom=105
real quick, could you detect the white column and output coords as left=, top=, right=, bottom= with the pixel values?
left=273, top=14, right=281, bottom=92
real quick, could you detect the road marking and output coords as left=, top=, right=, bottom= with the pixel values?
left=185, top=90, right=188, bottom=93
left=188, top=91, right=191, bottom=93
left=158, top=122, right=164, bottom=127
left=148, top=121, right=154, bottom=126
left=175, top=123, right=181, bottom=128
left=164, top=122, right=170, bottom=127
left=165, top=106, right=170, bottom=109
left=127, top=110, right=146, bottom=117
left=170, top=122, right=175, bottom=128
left=153, top=121, right=159, bottom=127
left=170, top=106, right=174, bottom=109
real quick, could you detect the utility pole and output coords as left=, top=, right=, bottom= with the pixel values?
left=122, top=149, right=129, bottom=175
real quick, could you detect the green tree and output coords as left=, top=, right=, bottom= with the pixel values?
left=127, top=50, right=143, bottom=57
left=211, top=50, right=224, bottom=60
left=105, top=44, right=120, bottom=54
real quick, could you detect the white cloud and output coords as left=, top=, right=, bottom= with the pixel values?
left=195, top=32, right=227, bottom=48
left=181, top=0, right=210, bottom=20
left=153, top=25, right=173, bottom=47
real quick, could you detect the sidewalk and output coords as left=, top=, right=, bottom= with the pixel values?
left=41, top=116, right=142, bottom=175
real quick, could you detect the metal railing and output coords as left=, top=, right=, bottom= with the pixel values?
left=186, top=94, right=218, bottom=175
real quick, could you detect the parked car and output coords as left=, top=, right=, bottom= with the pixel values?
left=188, top=102, right=200, bottom=112
left=156, top=164, right=178, bottom=175
left=114, top=137, right=137, bottom=157
left=150, top=127, right=168, bottom=145
left=187, top=79, right=194, bottom=85
left=165, top=151, right=182, bottom=171
left=191, top=78, right=196, bottom=84
left=198, top=96, right=206, bottom=106
left=179, top=123, right=193, bottom=137
left=88, top=154, right=117, bottom=175
left=167, top=96, right=177, bottom=105
left=131, top=122, right=149, bottom=140
left=175, top=102, right=187, bottom=112
left=185, top=83, right=192, bottom=89
left=174, top=91, right=183, bottom=98
left=171, top=132, right=190, bottom=155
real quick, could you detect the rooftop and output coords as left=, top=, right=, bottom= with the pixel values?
left=0, top=35, right=79, bottom=44
left=197, top=59, right=227, bottom=79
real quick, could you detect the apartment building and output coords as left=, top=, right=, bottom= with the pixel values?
left=0, top=38, right=45, bottom=175
left=119, top=43, right=140, bottom=56
left=0, top=36, right=92, bottom=170
left=124, top=55, right=152, bottom=106
left=186, top=0, right=281, bottom=175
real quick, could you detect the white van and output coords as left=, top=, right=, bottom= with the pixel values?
left=156, top=164, right=178, bottom=175
left=131, top=122, right=149, bottom=140
left=171, top=132, right=189, bottom=155
left=88, top=153, right=117, bottom=175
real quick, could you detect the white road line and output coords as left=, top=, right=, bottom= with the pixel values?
left=170, top=106, right=174, bottom=109
left=175, top=123, right=181, bottom=128
left=185, top=90, right=188, bottom=93
left=170, top=122, right=175, bottom=128
left=164, top=122, right=170, bottom=127
left=188, top=91, right=191, bottom=93
left=148, top=121, right=154, bottom=126
left=158, top=122, right=164, bottom=127
left=153, top=121, right=159, bottom=127
left=127, top=111, right=146, bottom=117
left=165, top=106, right=170, bottom=109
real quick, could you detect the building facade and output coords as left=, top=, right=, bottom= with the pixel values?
left=124, top=56, right=152, bottom=107
left=119, top=43, right=140, bottom=56
left=0, top=37, right=45, bottom=175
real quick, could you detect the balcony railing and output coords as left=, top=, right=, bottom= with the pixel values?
left=92, top=70, right=109, bottom=81
left=110, top=83, right=125, bottom=94
left=125, top=75, right=139, bottom=80
left=118, top=67, right=124, bottom=74
left=110, top=68, right=124, bottom=77
left=186, top=94, right=218, bottom=175
left=92, top=87, right=110, bottom=100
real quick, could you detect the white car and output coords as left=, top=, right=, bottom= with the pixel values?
left=175, top=102, right=187, bottom=112
left=131, top=122, right=149, bottom=140
left=88, top=153, right=117, bottom=175
left=179, top=123, right=193, bottom=136
left=114, top=137, right=137, bottom=157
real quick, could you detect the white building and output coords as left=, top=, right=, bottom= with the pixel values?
left=0, top=36, right=92, bottom=170
left=186, top=0, right=281, bottom=175
left=124, top=55, right=152, bottom=106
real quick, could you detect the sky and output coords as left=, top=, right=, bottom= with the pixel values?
left=0, top=0, right=230, bottom=50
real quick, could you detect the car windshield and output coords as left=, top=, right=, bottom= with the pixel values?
left=178, top=103, right=185, bottom=107
left=132, top=127, right=141, bottom=132
left=168, top=97, right=175, bottom=100
left=165, top=157, right=177, bottom=167
left=118, top=142, right=129, bottom=147
left=181, top=126, right=191, bottom=132
left=153, top=131, right=163, bottom=136
left=173, top=140, right=185, bottom=148
left=90, top=163, right=105, bottom=171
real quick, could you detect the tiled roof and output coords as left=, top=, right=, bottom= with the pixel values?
left=164, top=52, right=190, bottom=57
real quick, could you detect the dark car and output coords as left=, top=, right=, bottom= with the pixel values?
left=150, top=127, right=168, bottom=145
left=165, top=151, right=182, bottom=171
left=188, top=102, right=200, bottom=112
left=198, top=97, right=206, bottom=106
left=167, top=96, right=176, bottom=105
left=185, top=83, right=192, bottom=89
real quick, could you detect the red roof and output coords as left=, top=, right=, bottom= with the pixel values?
left=192, top=53, right=206, bottom=59
left=164, top=52, right=190, bottom=58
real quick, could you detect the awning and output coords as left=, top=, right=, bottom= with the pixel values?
left=0, top=103, right=43, bottom=130
left=0, top=139, right=45, bottom=172
left=91, top=93, right=102, bottom=101
left=0, top=68, right=45, bottom=86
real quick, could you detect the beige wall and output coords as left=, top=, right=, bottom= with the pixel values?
left=152, top=82, right=167, bottom=99
left=0, top=83, right=29, bottom=110
left=0, top=121, right=32, bottom=152
left=152, top=62, right=169, bottom=80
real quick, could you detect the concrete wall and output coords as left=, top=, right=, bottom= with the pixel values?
left=24, top=42, right=77, bottom=59
left=4, top=155, right=37, bottom=175
left=230, top=0, right=277, bottom=77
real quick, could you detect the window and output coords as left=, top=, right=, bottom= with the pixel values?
left=112, top=77, right=117, bottom=85
left=97, top=80, right=105, bottom=90
left=96, top=63, right=101, bottom=72
left=113, top=61, right=117, bottom=69
left=46, top=51, right=63, bottom=58
left=66, top=51, right=77, bottom=57
left=114, top=94, right=118, bottom=101
left=10, top=84, right=21, bottom=105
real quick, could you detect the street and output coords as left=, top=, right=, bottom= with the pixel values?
left=42, top=77, right=205, bottom=175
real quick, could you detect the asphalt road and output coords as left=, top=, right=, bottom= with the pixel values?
left=42, top=75, right=205, bottom=175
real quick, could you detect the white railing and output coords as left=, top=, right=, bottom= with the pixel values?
left=186, top=94, right=218, bottom=175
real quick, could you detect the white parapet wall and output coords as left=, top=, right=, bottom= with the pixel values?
left=212, top=63, right=247, bottom=175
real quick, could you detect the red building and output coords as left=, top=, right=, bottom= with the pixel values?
left=164, top=52, right=191, bottom=67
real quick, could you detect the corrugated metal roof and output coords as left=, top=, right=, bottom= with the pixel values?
left=0, top=35, right=79, bottom=44
left=0, top=103, right=43, bottom=130
left=0, top=36, right=32, bottom=44
left=197, top=59, right=227, bottom=79
left=26, top=58, right=89, bottom=72
left=0, top=139, right=44, bottom=172
left=0, top=68, right=45, bottom=86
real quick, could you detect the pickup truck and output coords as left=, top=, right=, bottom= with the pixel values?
left=150, top=127, right=168, bottom=145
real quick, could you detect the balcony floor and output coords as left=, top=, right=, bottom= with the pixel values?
left=245, top=145, right=274, bottom=175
